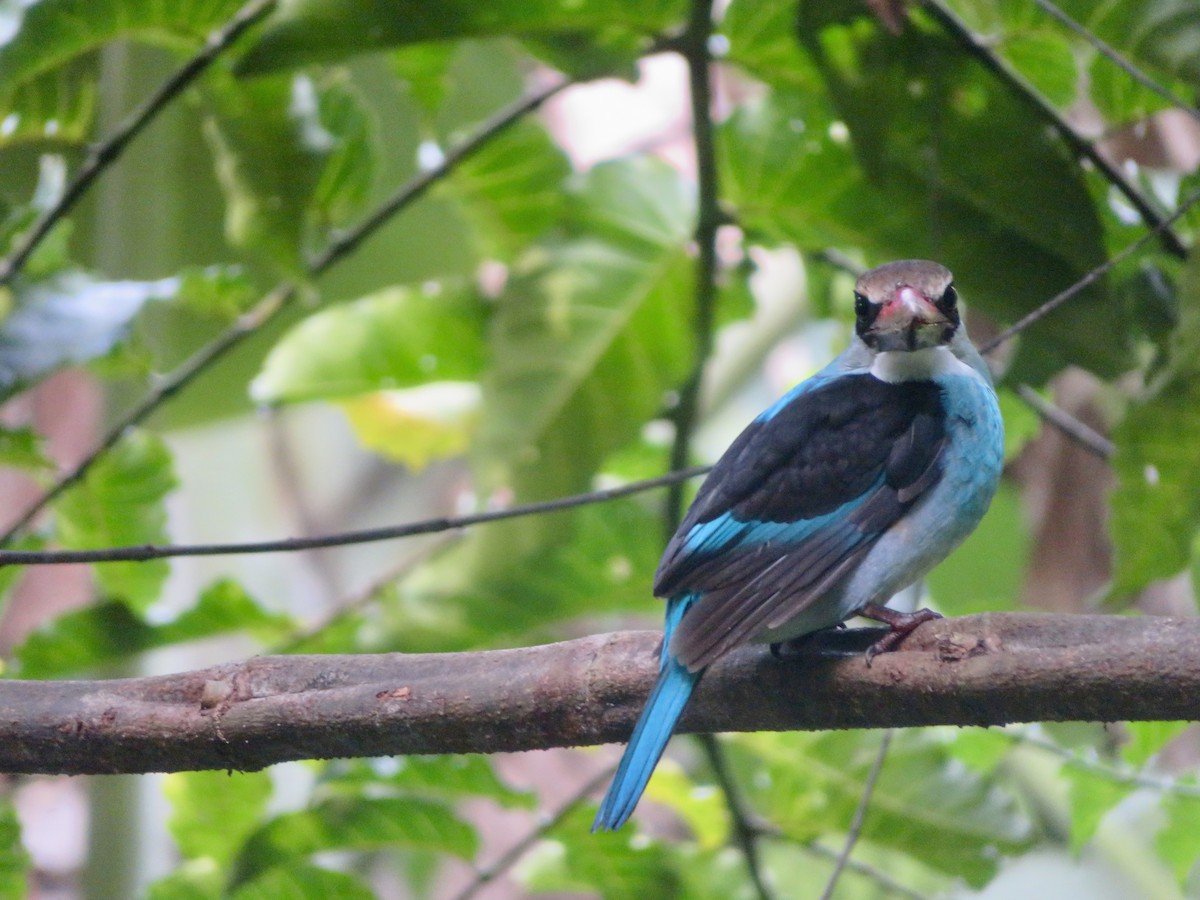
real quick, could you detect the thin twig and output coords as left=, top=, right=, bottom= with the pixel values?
left=0, top=0, right=279, bottom=286
left=806, top=841, right=931, bottom=900
left=923, top=0, right=1188, bottom=260
left=818, top=730, right=893, bottom=900
left=0, top=78, right=571, bottom=548
left=978, top=187, right=1200, bottom=355
left=452, top=766, right=616, bottom=900
left=1032, top=0, right=1200, bottom=126
left=0, top=466, right=709, bottom=565
left=665, top=0, right=722, bottom=536
left=698, top=734, right=775, bottom=900
left=671, top=7, right=776, bottom=898
left=1016, top=384, right=1114, bottom=459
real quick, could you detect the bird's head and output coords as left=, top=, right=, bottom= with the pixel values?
left=853, top=260, right=959, bottom=353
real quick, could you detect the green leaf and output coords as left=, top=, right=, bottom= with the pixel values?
left=16, top=579, right=292, bottom=677
left=230, top=865, right=376, bottom=900
left=944, top=728, right=1013, bottom=775
left=384, top=496, right=664, bottom=652
left=0, top=426, right=51, bottom=472
left=144, top=864, right=224, bottom=900
left=251, top=283, right=488, bottom=404
left=329, top=755, right=535, bottom=809
left=389, top=43, right=458, bottom=115
left=236, top=0, right=685, bottom=74
left=165, top=770, right=273, bottom=866
left=0, top=57, right=98, bottom=149
left=523, top=806, right=682, bottom=899
left=0, top=801, right=29, bottom=900
left=446, top=120, right=572, bottom=259
left=1157, top=783, right=1200, bottom=884
left=1122, top=722, right=1191, bottom=768
left=1056, top=0, right=1200, bottom=117
left=998, top=387, right=1048, bottom=462
left=0, top=0, right=245, bottom=89
left=738, top=730, right=1031, bottom=886
left=642, top=759, right=729, bottom=850
left=203, top=71, right=374, bottom=270
left=721, top=10, right=1120, bottom=381
left=475, top=157, right=694, bottom=502
left=232, top=796, right=477, bottom=886
left=52, top=430, right=176, bottom=609
left=0, top=272, right=179, bottom=401
left=338, top=387, right=478, bottom=469
left=1063, top=765, right=1136, bottom=852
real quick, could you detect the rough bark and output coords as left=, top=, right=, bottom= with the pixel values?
left=0, top=612, right=1196, bottom=775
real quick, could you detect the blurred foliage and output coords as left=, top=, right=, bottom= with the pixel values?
left=0, top=0, right=1196, bottom=896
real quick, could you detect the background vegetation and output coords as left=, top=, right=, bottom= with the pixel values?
left=0, top=0, right=1197, bottom=896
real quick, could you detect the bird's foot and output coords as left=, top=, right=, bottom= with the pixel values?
left=856, top=603, right=941, bottom=666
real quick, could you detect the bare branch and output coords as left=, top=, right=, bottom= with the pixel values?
left=2, top=613, right=1199, bottom=776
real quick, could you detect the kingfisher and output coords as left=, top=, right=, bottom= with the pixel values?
left=593, top=259, right=1004, bottom=832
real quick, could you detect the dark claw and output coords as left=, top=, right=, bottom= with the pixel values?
left=856, top=603, right=942, bottom=667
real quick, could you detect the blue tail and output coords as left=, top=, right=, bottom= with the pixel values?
left=592, top=595, right=703, bottom=832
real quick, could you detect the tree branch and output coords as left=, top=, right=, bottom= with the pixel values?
left=1, top=613, right=1198, bottom=775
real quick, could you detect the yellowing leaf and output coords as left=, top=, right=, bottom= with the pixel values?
left=339, top=384, right=479, bottom=469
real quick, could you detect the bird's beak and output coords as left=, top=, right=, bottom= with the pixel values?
left=868, top=285, right=949, bottom=352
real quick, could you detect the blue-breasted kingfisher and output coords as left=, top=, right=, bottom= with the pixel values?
left=593, top=259, right=1004, bottom=832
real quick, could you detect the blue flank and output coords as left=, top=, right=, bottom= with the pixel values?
left=592, top=594, right=700, bottom=832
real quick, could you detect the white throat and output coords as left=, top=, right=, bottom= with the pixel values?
left=870, top=346, right=986, bottom=384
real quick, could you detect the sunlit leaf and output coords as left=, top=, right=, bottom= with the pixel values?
left=1063, top=765, right=1136, bottom=852
left=230, top=865, right=376, bottom=900
left=0, top=0, right=245, bottom=89
left=251, top=283, right=487, bottom=404
left=329, top=755, right=535, bottom=809
left=0, top=56, right=98, bottom=149
left=339, top=386, right=478, bottom=469
left=1157, top=782, right=1200, bottom=884
left=522, top=805, right=682, bottom=899
left=0, top=801, right=28, bottom=900
left=52, top=430, right=176, bottom=609
left=165, top=770, right=273, bottom=866
left=1122, top=721, right=1191, bottom=768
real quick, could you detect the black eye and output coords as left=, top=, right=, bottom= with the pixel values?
left=937, top=284, right=958, bottom=313
left=853, top=291, right=870, bottom=317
